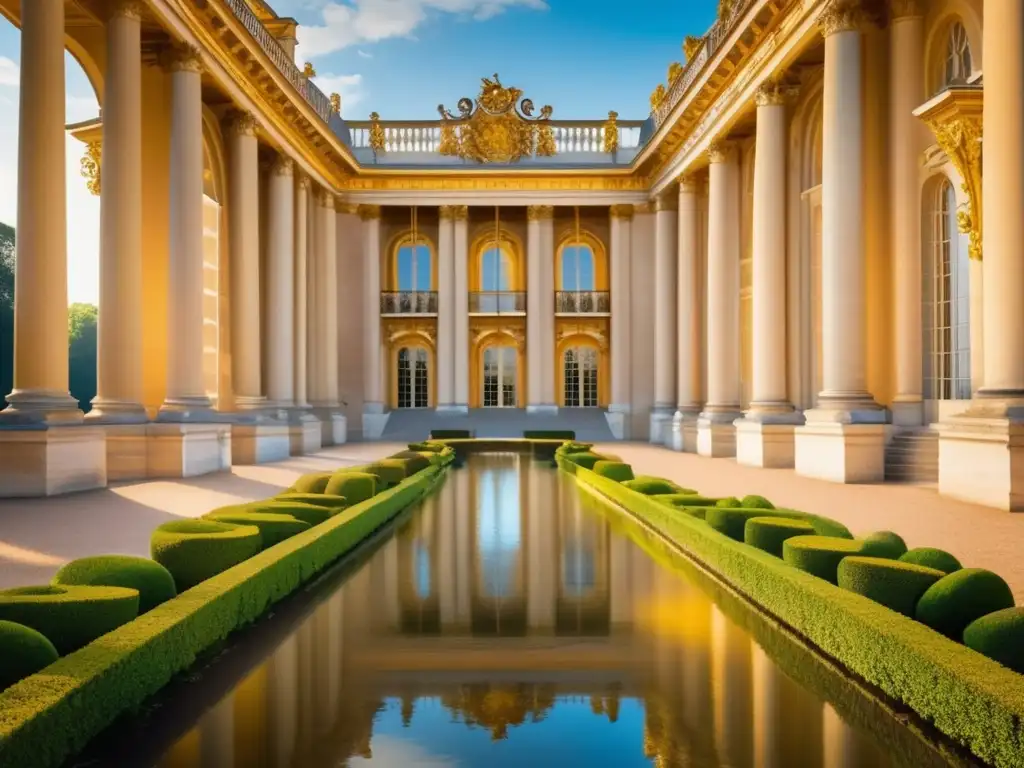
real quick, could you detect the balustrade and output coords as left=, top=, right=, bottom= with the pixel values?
left=469, top=292, right=527, bottom=315
left=380, top=291, right=438, bottom=315
left=555, top=291, right=611, bottom=315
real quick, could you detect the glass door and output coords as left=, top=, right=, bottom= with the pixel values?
left=483, top=346, right=517, bottom=407
left=397, top=347, right=430, bottom=408
left=562, top=347, right=599, bottom=407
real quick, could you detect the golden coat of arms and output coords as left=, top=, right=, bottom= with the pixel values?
left=437, top=74, right=556, bottom=164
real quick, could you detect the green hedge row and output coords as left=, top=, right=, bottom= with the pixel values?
left=556, top=447, right=1024, bottom=767
left=0, top=450, right=452, bottom=768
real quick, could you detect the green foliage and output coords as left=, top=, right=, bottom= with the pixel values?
left=0, top=621, right=58, bottom=692
left=324, top=472, right=377, bottom=504
left=204, top=511, right=310, bottom=549
left=291, top=472, right=333, bottom=494
left=660, top=495, right=730, bottom=507
left=0, top=585, right=139, bottom=656
left=388, top=451, right=432, bottom=475
left=963, top=608, right=1024, bottom=674
left=714, top=496, right=743, bottom=508
left=67, top=303, right=97, bottom=412
left=592, top=460, right=634, bottom=482
left=430, top=429, right=472, bottom=439
left=409, top=441, right=444, bottom=452
left=837, top=556, right=945, bottom=617
left=707, top=507, right=810, bottom=542
left=621, top=476, right=694, bottom=495
left=740, top=494, right=775, bottom=509
left=651, top=493, right=706, bottom=508
left=264, top=496, right=342, bottom=521
left=915, top=569, right=1016, bottom=640
left=150, top=520, right=262, bottom=592
left=557, top=441, right=594, bottom=455
left=52, top=555, right=176, bottom=614
left=565, top=451, right=606, bottom=470
left=863, top=531, right=909, bottom=559
left=782, top=536, right=889, bottom=585
left=363, top=459, right=408, bottom=489
left=899, top=547, right=962, bottom=574
left=522, top=430, right=575, bottom=439
left=743, top=517, right=815, bottom=557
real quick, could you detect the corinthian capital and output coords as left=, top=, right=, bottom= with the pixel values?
left=818, top=0, right=869, bottom=37
left=890, top=0, right=923, bottom=20
left=527, top=205, right=554, bottom=221
left=224, top=110, right=258, bottom=138
left=109, top=0, right=145, bottom=21
left=270, top=155, right=293, bottom=176
left=358, top=204, right=382, bottom=221
left=162, top=43, right=203, bottom=74
left=706, top=140, right=736, bottom=164
left=755, top=77, right=799, bottom=107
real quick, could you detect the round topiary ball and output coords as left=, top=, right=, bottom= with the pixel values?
left=204, top=511, right=310, bottom=549
left=899, top=547, right=962, bottom=575
left=388, top=451, right=432, bottom=475
left=915, top=568, right=1016, bottom=640
left=290, top=472, right=333, bottom=494
left=862, top=531, right=909, bottom=559
left=566, top=452, right=604, bottom=470
left=837, top=556, right=945, bottom=617
left=707, top=508, right=799, bottom=542
left=740, top=495, right=775, bottom=510
left=963, top=607, right=1024, bottom=674
left=151, top=520, right=262, bottom=592
left=324, top=471, right=378, bottom=504
left=592, top=461, right=635, bottom=482
left=52, top=555, right=177, bottom=614
left=0, top=620, right=59, bottom=690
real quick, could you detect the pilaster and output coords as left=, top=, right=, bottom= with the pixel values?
left=360, top=204, right=389, bottom=439
left=671, top=175, right=702, bottom=452
left=526, top=204, right=557, bottom=414
left=650, top=191, right=678, bottom=444
left=607, top=203, right=633, bottom=439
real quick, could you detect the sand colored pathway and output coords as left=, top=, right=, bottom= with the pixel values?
left=597, top=443, right=1024, bottom=603
left=0, top=443, right=402, bottom=590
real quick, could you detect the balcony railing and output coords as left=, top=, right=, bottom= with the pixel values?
left=380, top=291, right=438, bottom=315
left=556, top=291, right=611, bottom=315
left=469, top=292, right=527, bottom=314
left=223, top=0, right=333, bottom=124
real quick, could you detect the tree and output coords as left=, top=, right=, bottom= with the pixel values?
left=68, top=303, right=97, bottom=412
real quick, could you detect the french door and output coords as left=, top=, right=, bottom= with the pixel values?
left=562, top=347, right=599, bottom=407
left=397, top=346, right=429, bottom=408
left=482, top=346, right=517, bottom=407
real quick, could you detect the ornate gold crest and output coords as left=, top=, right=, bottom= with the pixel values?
left=437, top=74, right=555, bottom=164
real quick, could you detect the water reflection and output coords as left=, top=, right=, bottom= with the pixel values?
left=139, top=454, right=951, bottom=768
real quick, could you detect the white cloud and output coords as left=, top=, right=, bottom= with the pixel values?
left=296, top=0, right=547, bottom=58
left=357, top=50, right=373, bottom=58
left=312, top=72, right=365, bottom=114
left=0, top=56, right=18, bottom=87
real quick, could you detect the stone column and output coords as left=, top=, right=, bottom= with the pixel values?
left=697, top=141, right=743, bottom=457
left=265, top=155, right=295, bottom=410
left=608, top=204, right=633, bottom=438
left=938, top=0, right=1024, bottom=509
left=736, top=82, right=803, bottom=468
left=890, top=1, right=926, bottom=426
left=452, top=206, right=471, bottom=410
left=88, top=0, right=146, bottom=423
left=293, top=176, right=311, bottom=410
left=671, top=176, right=702, bottom=452
left=526, top=205, right=555, bottom=413
left=436, top=207, right=456, bottom=411
left=650, top=191, right=678, bottom=443
left=322, top=196, right=339, bottom=408
left=540, top=213, right=557, bottom=407
left=158, top=44, right=214, bottom=421
left=224, top=110, right=264, bottom=411
left=360, top=205, right=387, bottom=439
left=309, top=190, right=334, bottom=406
left=795, top=4, right=886, bottom=483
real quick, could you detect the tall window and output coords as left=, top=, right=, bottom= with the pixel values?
left=480, top=247, right=512, bottom=291
left=561, top=244, right=595, bottom=291
left=923, top=180, right=971, bottom=400
left=942, top=22, right=973, bottom=88
left=396, top=241, right=432, bottom=291
left=563, top=347, right=599, bottom=407
left=482, top=346, right=517, bottom=407
left=397, top=346, right=429, bottom=408
left=476, top=465, right=521, bottom=598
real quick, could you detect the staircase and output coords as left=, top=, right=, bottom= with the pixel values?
left=884, top=428, right=938, bottom=484
left=379, top=408, right=616, bottom=442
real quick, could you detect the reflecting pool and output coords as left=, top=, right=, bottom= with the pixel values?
left=77, top=454, right=968, bottom=768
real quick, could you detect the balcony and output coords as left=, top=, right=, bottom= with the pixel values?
left=556, top=291, right=611, bottom=316
left=469, top=292, right=527, bottom=315
left=380, top=291, right=438, bottom=316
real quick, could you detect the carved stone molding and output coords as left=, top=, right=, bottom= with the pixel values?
left=706, top=139, right=736, bottom=164
left=80, top=142, right=101, bottom=196
left=449, top=205, right=469, bottom=221
left=224, top=110, right=258, bottom=138
left=653, top=191, right=677, bottom=212
left=890, top=0, right=923, bottom=20
left=162, top=43, right=203, bottom=74
left=109, top=0, right=146, bottom=21
left=336, top=201, right=359, bottom=215
left=358, top=204, right=382, bottom=221
left=755, top=77, right=799, bottom=107
left=609, top=204, right=634, bottom=220
left=270, top=155, right=293, bottom=176
left=677, top=173, right=701, bottom=194
left=297, top=174, right=311, bottom=192
left=527, top=205, right=554, bottom=221
left=317, top=188, right=336, bottom=210
left=818, top=0, right=869, bottom=38
left=634, top=201, right=654, bottom=215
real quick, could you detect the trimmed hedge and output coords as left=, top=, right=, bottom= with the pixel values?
left=0, top=622, right=58, bottom=693
left=363, top=460, right=408, bottom=488
left=52, top=556, right=176, bottom=614
left=523, top=430, right=575, bottom=440
left=150, top=520, right=263, bottom=592
left=915, top=569, right=1016, bottom=640
left=0, top=586, right=140, bottom=656
left=743, top=517, right=815, bottom=558
left=592, top=460, right=634, bottom=482
left=565, top=452, right=606, bottom=470
left=324, top=472, right=378, bottom=504
left=837, top=557, right=945, bottom=617
left=204, top=511, right=311, bottom=549
left=900, top=547, right=962, bottom=575
left=863, top=531, right=909, bottom=559
left=783, top=536, right=890, bottom=585
left=964, top=608, right=1024, bottom=675
left=266, top=496, right=344, bottom=520
left=409, top=441, right=445, bottom=452
left=740, top=494, right=775, bottom=509
left=621, top=476, right=695, bottom=495
left=706, top=507, right=851, bottom=543
left=389, top=451, right=432, bottom=475
left=713, top=496, right=743, bottom=508
left=652, top=493, right=708, bottom=509
left=557, top=441, right=594, bottom=455
left=430, top=429, right=471, bottom=439
left=664, top=495, right=731, bottom=508
left=290, top=472, right=333, bottom=494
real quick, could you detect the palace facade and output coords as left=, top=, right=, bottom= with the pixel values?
left=0, top=0, right=1019, bottom=510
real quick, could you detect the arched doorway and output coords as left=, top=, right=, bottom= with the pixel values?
left=482, top=344, right=517, bottom=407
left=396, top=345, right=430, bottom=408
left=562, top=346, right=599, bottom=407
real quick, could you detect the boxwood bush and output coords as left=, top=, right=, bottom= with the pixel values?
left=204, top=511, right=311, bottom=549
left=52, top=556, right=176, bottom=614
left=389, top=451, right=432, bottom=475
left=565, top=452, right=606, bottom=470
left=0, top=585, right=140, bottom=655
left=324, top=472, right=378, bottom=504
left=740, top=494, right=774, bottom=509
left=150, top=520, right=262, bottom=592
left=290, top=472, right=333, bottom=494
left=743, top=517, right=815, bottom=558
left=863, top=531, right=909, bottom=559
left=592, top=460, right=634, bottom=482
left=915, top=569, right=1016, bottom=640
left=267, top=495, right=345, bottom=519
left=783, top=536, right=894, bottom=585
left=622, top=476, right=696, bottom=495
left=0, top=621, right=58, bottom=692
left=899, top=547, right=962, bottom=574
left=837, top=556, right=946, bottom=617
left=363, top=459, right=408, bottom=489
left=963, top=608, right=1024, bottom=674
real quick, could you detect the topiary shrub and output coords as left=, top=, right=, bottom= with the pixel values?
left=567, top=452, right=606, bottom=470
left=592, top=460, right=635, bottom=482
left=915, top=568, right=1016, bottom=640
left=707, top=508, right=806, bottom=542
left=963, top=607, right=1024, bottom=674
left=714, top=497, right=743, bottom=508
left=364, top=460, right=408, bottom=489
left=0, top=585, right=139, bottom=655
left=324, top=471, right=378, bottom=505
left=679, top=507, right=708, bottom=520
left=0, top=620, right=59, bottom=691
left=150, top=520, right=262, bottom=592
left=558, top=441, right=594, bottom=455
left=52, top=555, right=176, bottom=614
left=409, top=441, right=444, bottom=452
left=899, top=547, right=962, bottom=575
left=205, top=511, right=310, bottom=549
left=268, top=495, right=344, bottom=520
left=805, top=515, right=854, bottom=539
left=837, top=556, right=946, bottom=617
left=782, top=536, right=890, bottom=585
left=600, top=454, right=624, bottom=462
left=740, top=494, right=774, bottom=509
left=622, top=476, right=695, bottom=495
left=744, top=517, right=816, bottom=557
left=661, top=495, right=730, bottom=508
left=291, top=472, right=333, bottom=494
left=388, top=451, right=432, bottom=475
left=863, top=531, right=909, bottom=559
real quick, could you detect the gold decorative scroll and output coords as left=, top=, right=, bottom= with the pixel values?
left=649, top=83, right=666, bottom=112
left=81, top=141, right=101, bottom=196
left=602, top=111, right=619, bottom=154
left=368, top=112, right=386, bottom=154
left=329, top=92, right=341, bottom=114
left=437, top=74, right=555, bottom=163
left=683, top=35, right=703, bottom=62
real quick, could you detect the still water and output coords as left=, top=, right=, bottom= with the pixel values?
left=78, top=454, right=965, bottom=768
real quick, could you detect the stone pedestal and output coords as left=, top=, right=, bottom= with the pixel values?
left=0, top=426, right=106, bottom=496
left=606, top=404, right=630, bottom=440
left=794, top=418, right=886, bottom=483
left=145, top=422, right=231, bottom=479
left=102, top=423, right=149, bottom=482
left=232, top=422, right=291, bottom=465
left=890, top=398, right=925, bottom=428
left=289, top=411, right=322, bottom=456
left=649, top=408, right=673, bottom=446
left=669, top=410, right=699, bottom=452
left=363, top=404, right=390, bottom=441
left=735, top=417, right=803, bottom=469
left=696, top=410, right=742, bottom=458
left=312, top=408, right=347, bottom=446
left=939, top=408, right=1024, bottom=510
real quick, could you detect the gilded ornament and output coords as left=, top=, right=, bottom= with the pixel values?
left=667, top=61, right=683, bottom=85
left=706, top=139, right=735, bottom=163
left=297, top=174, right=311, bottom=191
left=439, top=205, right=457, bottom=220
left=436, top=74, right=556, bottom=164
left=818, top=0, right=868, bottom=38
left=162, top=43, right=203, bottom=73
left=633, top=201, right=655, bottom=214
left=438, top=205, right=470, bottom=221
left=80, top=142, right=101, bottom=196
left=602, top=111, right=619, bottom=154
left=650, top=84, right=666, bottom=113
left=526, top=205, right=554, bottom=221
left=302, top=61, right=316, bottom=78
left=609, top=204, right=634, bottom=220
left=270, top=155, right=293, bottom=176
left=718, top=0, right=737, bottom=19
left=330, top=92, right=341, bottom=114
left=682, top=35, right=703, bottom=62
left=336, top=201, right=359, bottom=214
left=754, top=77, right=798, bottom=107
left=929, top=117, right=983, bottom=260
left=653, top=192, right=676, bottom=212
left=358, top=204, right=382, bottom=221
left=110, top=0, right=145, bottom=21
left=677, top=172, right=700, bottom=193
left=368, top=112, right=387, bottom=154
left=224, top=110, right=258, bottom=137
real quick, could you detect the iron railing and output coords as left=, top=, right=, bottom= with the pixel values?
left=555, top=291, right=611, bottom=314
left=380, top=291, right=438, bottom=315
left=469, top=292, right=527, bottom=314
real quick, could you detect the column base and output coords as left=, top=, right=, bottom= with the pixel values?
left=649, top=407, right=673, bottom=446
left=606, top=404, right=631, bottom=440
left=794, top=419, right=887, bottom=483
left=232, top=422, right=291, bottom=465
left=526, top=404, right=558, bottom=415
left=0, top=389, right=84, bottom=426
left=696, top=409, right=742, bottom=458
left=363, top=403, right=390, bottom=441
left=891, top=397, right=925, bottom=428
left=436, top=404, right=470, bottom=415
left=288, top=410, right=323, bottom=456
left=145, top=422, right=232, bottom=479
left=156, top=397, right=219, bottom=423
left=85, top=398, right=148, bottom=425
left=0, top=425, right=106, bottom=496
left=669, top=409, right=700, bottom=452
left=311, top=408, right=347, bottom=446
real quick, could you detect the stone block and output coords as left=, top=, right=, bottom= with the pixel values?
left=146, top=422, right=231, bottom=478
left=794, top=422, right=886, bottom=483
left=0, top=425, right=106, bottom=496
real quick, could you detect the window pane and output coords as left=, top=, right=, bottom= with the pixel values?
left=415, top=245, right=431, bottom=292
left=499, top=251, right=511, bottom=291
left=397, top=348, right=412, bottom=408
left=578, top=246, right=595, bottom=291
left=482, top=248, right=497, bottom=291
left=397, top=247, right=414, bottom=291
left=562, top=249, right=577, bottom=291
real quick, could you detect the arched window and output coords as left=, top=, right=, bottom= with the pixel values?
left=397, top=346, right=429, bottom=408
left=561, top=244, right=596, bottom=291
left=562, top=346, right=599, bottom=407
left=395, top=240, right=432, bottom=292
left=942, top=21, right=973, bottom=88
left=480, top=246, right=512, bottom=292
left=923, top=179, right=971, bottom=401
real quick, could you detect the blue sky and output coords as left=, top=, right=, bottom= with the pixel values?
left=0, top=0, right=717, bottom=305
